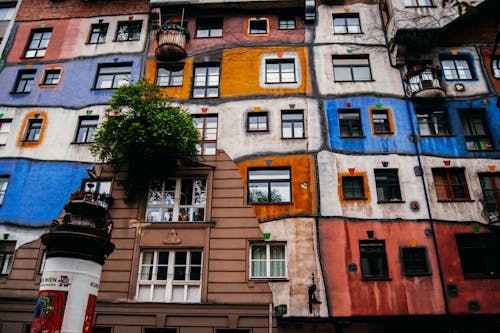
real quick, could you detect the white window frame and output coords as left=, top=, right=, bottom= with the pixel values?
left=248, top=18, right=269, bottom=35
left=0, top=176, right=9, bottom=205
left=440, top=56, right=475, bottom=80
left=259, top=52, right=301, bottom=89
left=333, top=56, right=372, bottom=82
left=492, top=58, right=500, bottom=79
left=0, top=119, right=12, bottom=145
left=75, top=116, right=99, bottom=143
left=404, top=0, right=434, bottom=7
left=94, top=63, right=132, bottom=89
left=250, top=243, right=287, bottom=279
left=333, top=14, right=362, bottom=34
left=193, top=115, right=217, bottom=155
left=136, top=250, right=202, bottom=303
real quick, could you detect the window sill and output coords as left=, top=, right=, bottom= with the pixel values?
left=343, top=197, right=368, bottom=201
left=420, top=134, right=454, bottom=138
left=334, top=32, right=364, bottom=35
left=405, top=6, right=437, bottom=8
left=113, top=39, right=141, bottom=42
left=249, top=202, right=292, bottom=205
left=85, top=42, right=106, bottom=45
left=377, top=200, right=404, bottom=204
left=265, top=81, right=298, bottom=85
left=361, top=276, right=391, bottom=281
left=404, top=272, right=432, bottom=277
left=373, top=132, right=394, bottom=136
left=247, top=130, right=270, bottom=133
left=250, top=277, right=288, bottom=282
left=340, top=136, right=366, bottom=139
left=281, top=136, right=306, bottom=140
left=146, top=221, right=215, bottom=228
left=91, top=88, right=117, bottom=91
left=20, top=140, right=39, bottom=143
left=463, top=274, right=499, bottom=279
left=194, top=36, right=224, bottom=39
left=334, top=80, right=375, bottom=83
left=10, top=92, right=30, bottom=95
left=436, top=199, right=474, bottom=203
left=71, top=141, right=93, bottom=145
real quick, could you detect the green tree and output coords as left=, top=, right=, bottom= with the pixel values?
left=91, top=81, right=199, bottom=199
left=442, top=0, right=474, bottom=15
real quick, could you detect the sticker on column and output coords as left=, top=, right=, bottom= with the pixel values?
left=31, top=290, right=68, bottom=333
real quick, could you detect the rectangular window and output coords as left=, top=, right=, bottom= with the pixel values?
left=250, top=243, right=286, bottom=279
left=192, top=64, right=220, bottom=98
left=146, top=177, right=207, bottom=223
left=94, top=63, right=131, bottom=89
left=196, top=18, right=223, bottom=38
left=157, top=64, right=184, bottom=87
left=339, top=109, right=363, bottom=138
left=24, top=119, right=43, bottom=142
left=440, top=55, right=475, bottom=80
left=116, top=20, right=142, bottom=41
left=248, top=169, right=291, bottom=204
left=0, top=119, right=12, bottom=145
left=342, top=176, right=365, bottom=199
left=0, top=176, right=9, bottom=205
left=25, top=28, right=52, bottom=58
left=492, top=57, right=500, bottom=78
left=0, top=240, right=16, bottom=276
left=333, top=14, right=361, bottom=34
left=281, top=110, right=304, bottom=138
left=137, top=250, right=202, bottom=302
left=375, top=169, right=402, bottom=202
left=42, top=69, right=61, bottom=85
left=247, top=112, right=268, bottom=132
left=456, top=233, right=499, bottom=278
left=459, top=109, right=493, bottom=150
left=265, top=59, right=296, bottom=84
left=0, top=7, right=15, bottom=21
left=82, top=179, right=112, bottom=196
left=278, top=17, right=295, bottom=30
left=416, top=109, right=450, bottom=136
left=404, top=0, right=434, bottom=7
left=333, top=56, right=372, bottom=82
left=401, top=247, right=430, bottom=276
left=432, top=168, right=469, bottom=201
left=249, top=19, right=268, bottom=35
left=371, top=109, right=391, bottom=134
left=479, top=173, right=500, bottom=221
left=360, top=240, right=388, bottom=279
left=88, top=23, right=108, bottom=44
left=193, top=115, right=217, bottom=155
left=13, top=70, right=36, bottom=93
left=75, top=116, right=98, bottom=143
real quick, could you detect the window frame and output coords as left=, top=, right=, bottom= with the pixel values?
left=93, top=62, right=132, bottom=90
left=24, top=118, right=43, bottom=142
left=74, top=116, right=99, bottom=144
left=371, top=109, right=392, bottom=135
left=401, top=247, right=431, bottom=276
left=440, top=55, right=476, bottom=81
left=24, top=28, right=52, bottom=58
left=492, top=57, right=500, bottom=79
left=41, top=69, right=61, bottom=86
left=115, top=20, right=142, bottom=41
left=404, top=0, right=434, bottom=7
left=341, top=175, right=366, bottom=200
left=265, top=59, right=296, bottom=84
left=12, top=69, right=36, bottom=94
left=432, top=168, right=470, bottom=202
left=0, top=176, right=9, bottom=205
left=88, top=23, right=109, bottom=44
left=247, top=112, right=269, bottom=132
left=332, top=56, right=372, bottom=82
left=359, top=240, right=389, bottom=280
left=249, top=243, right=287, bottom=280
left=332, top=13, right=362, bottom=34
left=156, top=64, right=184, bottom=87
left=459, top=109, right=493, bottom=151
left=0, top=240, right=16, bottom=276
left=338, top=109, right=363, bottom=138
left=0, top=119, right=13, bottom=145
left=478, top=172, right=500, bottom=221
left=281, top=110, right=304, bottom=139
left=374, top=169, right=402, bottom=203
left=192, top=63, right=220, bottom=98
left=416, top=109, right=450, bottom=136
left=193, top=114, right=218, bottom=156
left=456, top=233, right=499, bottom=278
left=195, top=17, right=223, bottom=38
left=136, top=249, right=203, bottom=303
left=248, top=18, right=269, bottom=35
left=278, top=17, right=295, bottom=30
left=248, top=168, right=291, bottom=204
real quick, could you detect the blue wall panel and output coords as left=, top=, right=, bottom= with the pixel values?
left=0, top=159, right=92, bottom=226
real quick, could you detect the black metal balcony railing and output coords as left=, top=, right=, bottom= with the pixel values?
left=155, top=23, right=189, bottom=61
left=404, top=65, right=446, bottom=99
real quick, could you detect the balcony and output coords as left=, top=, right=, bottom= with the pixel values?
left=155, top=23, right=189, bottom=61
left=404, top=65, right=446, bottom=100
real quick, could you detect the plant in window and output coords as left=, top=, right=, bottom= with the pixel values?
left=91, top=81, right=199, bottom=199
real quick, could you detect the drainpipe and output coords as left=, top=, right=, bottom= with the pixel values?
left=377, top=1, right=450, bottom=316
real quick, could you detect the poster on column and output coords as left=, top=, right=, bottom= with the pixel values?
left=82, top=294, right=97, bottom=333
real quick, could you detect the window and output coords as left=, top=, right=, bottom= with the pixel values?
left=136, top=250, right=202, bottom=302
left=0, top=119, right=12, bottom=145
left=401, top=247, right=430, bottom=276
left=13, top=70, right=36, bottom=93
left=371, top=109, right=391, bottom=134
left=375, top=169, right=402, bottom=202
left=116, top=20, right=142, bottom=41
left=404, top=0, right=434, bottom=6
left=333, top=14, right=361, bottom=34
left=432, top=168, right=469, bottom=201
left=157, top=64, right=184, bottom=87
left=333, top=56, right=372, bottom=82
left=82, top=179, right=111, bottom=195
left=248, top=169, right=291, bottom=204
left=359, top=241, right=388, bottom=279
left=0, top=7, right=15, bottom=21
left=0, top=176, right=9, bottom=205
left=278, top=17, right=295, bottom=30
left=75, top=117, right=98, bottom=143
left=25, top=29, right=52, bottom=58
left=281, top=111, right=304, bottom=138
left=249, top=18, right=268, bottom=35
left=479, top=173, right=500, bottom=221
left=146, top=177, right=207, bottom=223
left=338, top=109, right=363, bottom=138
left=247, top=112, right=268, bottom=132
left=440, top=55, right=475, bottom=80
left=265, top=59, right=296, bottom=84
left=195, top=18, right=223, bottom=38
left=416, top=109, right=450, bottom=136
left=342, top=176, right=365, bottom=200
left=250, top=244, right=286, bottom=279
left=24, top=119, right=43, bottom=142
left=193, top=115, right=217, bottom=155
left=492, top=57, right=500, bottom=78
left=0, top=240, right=16, bottom=276
left=88, top=23, right=108, bottom=44
left=192, top=64, right=220, bottom=98
left=42, top=69, right=61, bottom=85
left=456, top=233, right=499, bottom=278
left=94, top=63, right=131, bottom=89
left=459, top=109, right=493, bottom=150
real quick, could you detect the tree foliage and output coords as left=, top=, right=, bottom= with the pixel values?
left=442, top=0, right=474, bottom=15
left=91, top=81, right=199, bottom=199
